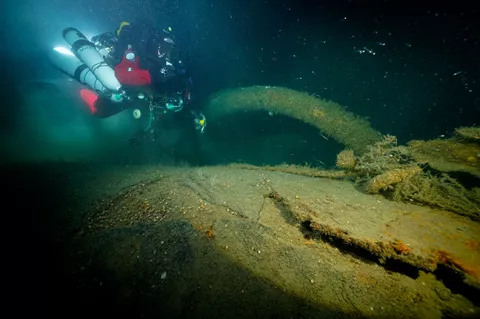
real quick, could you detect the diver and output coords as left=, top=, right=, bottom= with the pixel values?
left=93, top=21, right=182, bottom=87
left=90, top=20, right=207, bottom=139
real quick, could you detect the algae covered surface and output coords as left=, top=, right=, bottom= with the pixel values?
left=408, top=138, right=480, bottom=178
left=205, top=86, right=382, bottom=154
left=12, top=163, right=479, bottom=319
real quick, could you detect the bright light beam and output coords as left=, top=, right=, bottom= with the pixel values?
left=53, top=46, right=74, bottom=56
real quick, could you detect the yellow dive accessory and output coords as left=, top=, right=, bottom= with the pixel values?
left=116, top=21, right=131, bottom=36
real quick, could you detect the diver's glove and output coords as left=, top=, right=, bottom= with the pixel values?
left=192, top=111, right=207, bottom=134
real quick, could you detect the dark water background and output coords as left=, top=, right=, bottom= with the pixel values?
left=1, top=0, right=479, bottom=166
